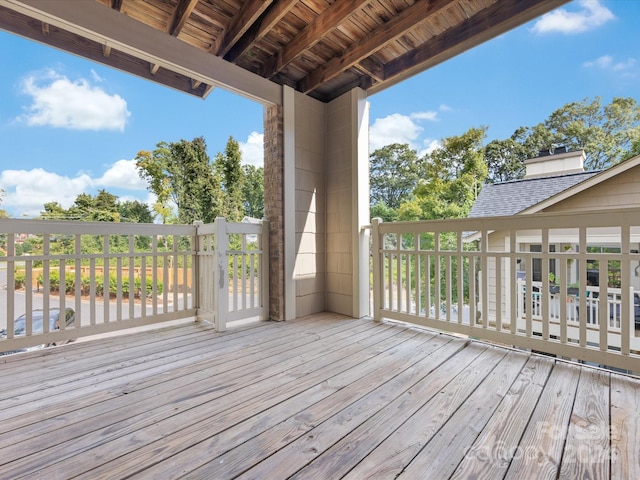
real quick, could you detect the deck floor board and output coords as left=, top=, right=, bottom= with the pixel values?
left=0, top=313, right=636, bottom=479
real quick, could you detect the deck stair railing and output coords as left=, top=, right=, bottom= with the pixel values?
left=370, top=208, right=640, bottom=374
left=0, top=217, right=268, bottom=353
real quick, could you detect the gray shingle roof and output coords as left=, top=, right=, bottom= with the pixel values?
left=468, top=171, right=600, bottom=218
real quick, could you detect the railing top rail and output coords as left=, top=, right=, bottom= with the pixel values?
left=374, top=207, right=640, bottom=234
left=0, top=218, right=196, bottom=235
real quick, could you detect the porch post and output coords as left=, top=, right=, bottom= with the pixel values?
left=372, top=217, right=382, bottom=322
left=214, top=217, right=228, bottom=332
left=264, top=102, right=286, bottom=321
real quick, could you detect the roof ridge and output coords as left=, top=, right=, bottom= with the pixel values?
left=490, top=170, right=601, bottom=186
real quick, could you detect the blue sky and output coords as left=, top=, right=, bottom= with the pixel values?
left=1, top=0, right=639, bottom=218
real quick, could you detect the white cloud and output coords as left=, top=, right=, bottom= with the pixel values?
left=410, top=111, right=438, bottom=121
left=96, top=159, right=148, bottom=190
left=0, top=168, right=93, bottom=217
left=613, top=58, right=637, bottom=72
left=369, top=108, right=448, bottom=152
left=17, top=69, right=130, bottom=131
left=419, top=139, right=442, bottom=158
left=0, top=159, right=150, bottom=217
left=239, top=131, right=264, bottom=167
left=90, top=69, right=104, bottom=83
left=532, top=0, right=614, bottom=34
left=583, top=55, right=613, bottom=69
left=583, top=55, right=636, bottom=72
left=369, top=113, right=424, bottom=151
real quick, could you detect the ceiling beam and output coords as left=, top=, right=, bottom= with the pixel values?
left=262, top=0, right=371, bottom=78
left=374, top=0, right=571, bottom=95
left=0, top=5, right=211, bottom=97
left=215, top=0, right=273, bottom=57
left=298, top=0, right=450, bottom=94
left=0, top=0, right=282, bottom=105
left=168, top=0, right=199, bottom=37
left=224, top=0, right=297, bottom=63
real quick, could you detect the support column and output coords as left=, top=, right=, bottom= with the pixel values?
left=264, top=103, right=285, bottom=320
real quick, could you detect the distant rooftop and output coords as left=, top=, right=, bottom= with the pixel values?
left=468, top=171, right=599, bottom=218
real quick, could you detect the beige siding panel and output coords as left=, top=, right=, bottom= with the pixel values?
left=546, top=166, right=640, bottom=213
left=293, top=91, right=326, bottom=316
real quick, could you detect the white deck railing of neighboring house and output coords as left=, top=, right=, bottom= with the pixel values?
left=0, top=217, right=268, bottom=353
left=517, top=281, right=639, bottom=330
left=370, top=207, right=640, bottom=374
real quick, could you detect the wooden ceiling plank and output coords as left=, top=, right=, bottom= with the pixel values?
left=0, top=5, right=208, bottom=97
left=168, top=0, right=199, bottom=36
left=224, top=0, right=298, bottom=63
left=215, top=0, right=274, bottom=57
left=358, top=56, right=384, bottom=83
left=298, top=0, right=451, bottom=93
left=3, top=0, right=282, bottom=105
left=264, top=0, right=371, bottom=78
left=379, top=0, right=570, bottom=93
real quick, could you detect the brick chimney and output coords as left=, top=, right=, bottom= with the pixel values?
left=524, top=147, right=586, bottom=179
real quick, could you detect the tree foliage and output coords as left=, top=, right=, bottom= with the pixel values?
left=136, top=135, right=264, bottom=224
left=39, top=191, right=154, bottom=223
left=242, top=165, right=264, bottom=219
left=136, top=136, right=224, bottom=224
left=369, top=143, right=423, bottom=210
left=215, top=136, right=245, bottom=221
left=511, top=97, right=640, bottom=171
left=401, top=127, right=488, bottom=220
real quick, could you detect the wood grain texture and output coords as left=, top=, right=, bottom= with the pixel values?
left=0, top=314, right=637, bottom=479
left=1, top=0, right=569, bottom=102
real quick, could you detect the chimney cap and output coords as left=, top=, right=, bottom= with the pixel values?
left=538, top=146, right=568, bottom=158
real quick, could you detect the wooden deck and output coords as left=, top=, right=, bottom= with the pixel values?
left=1, top=313, right=638, bottom=479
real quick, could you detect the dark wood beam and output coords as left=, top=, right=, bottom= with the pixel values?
left=168, top=0, right=199, bottom=37
left=224, top=0, right=298, bottom=63
left=215, top=0, right=273, bottom=57
left=298, top=0, right=450, bottom=94
left=262, top=0, right=371, bottom=78
left=358, top=57, right=384, bottom=83
left=380, top=0, right=570, bottom=90
left=0, top=6, right=208, bottom=98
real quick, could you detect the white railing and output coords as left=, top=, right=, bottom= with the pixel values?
left=0, top=217, right=268, bottom=353
left=195, top=218, right=269, bottom=332
left=517, top=281, right=637, bottom=330
left=371, top=208, right=640, bottom=374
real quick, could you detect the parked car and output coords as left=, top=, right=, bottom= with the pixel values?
left=0, top=308, right=75, bottom=355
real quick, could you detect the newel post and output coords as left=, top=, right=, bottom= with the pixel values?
left=214, top=217, right=229, bottom=332
left=193, top=220, right=203, bottom=321
left=260, top=219, right=270, bottom=320
left=372, top=217, right=382, bottom=322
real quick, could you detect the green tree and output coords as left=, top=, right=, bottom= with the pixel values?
left=41, top=202, right=68, bottom=220
left=403, top=127, right=488, bottom=220
left=370, top=143, right=423, bottom=210
left=242, top=165, right=264, bottom=219
left=215, top=136, right=245, bottom=221
left=118, top=200, right=155, bottom=223
left=370, top=201, right=399, bottom=223
left=514, top=97, right=640, bottom=170
left=67, top=190, right=120, bottom=222
left=484, top=137, right=527, bottom=183
left=136, top=136, right=224, bottom=224
left=0, top=188, right=7, bottom=218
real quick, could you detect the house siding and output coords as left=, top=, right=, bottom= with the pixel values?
left=544, top=164, right=640, bottom=212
